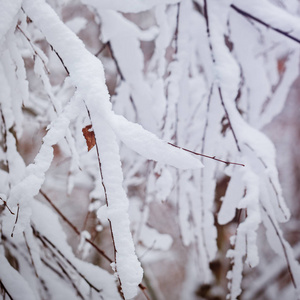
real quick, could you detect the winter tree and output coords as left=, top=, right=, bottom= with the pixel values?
left=1, top=0, right=300, bottom=299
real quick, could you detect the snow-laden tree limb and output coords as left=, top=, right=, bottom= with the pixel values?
left=22, top=0, right=202, bottom=298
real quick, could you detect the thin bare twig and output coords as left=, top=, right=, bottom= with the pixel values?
left=218, top=87, right=241, bottom=152
left=32, top=225, right=102, bottom=293
left=40, top=257, right=64, bottom=279
left=173, top=3, right=181, bottom=56
left=16, top=25, right=50, bottom=74
left=0, top=281, right=13, bottom=300
left=49, top=44, right=70, bottom=75
left=11, top=203, right=20, bottom=237
left=23, top=232, right=39, bottom=278
left=168, top=142, right=245, bottom=166
left=0, top=197, right=14, bottom=215
left=40, top=190, right=112, bottom=262
left=95, top=43, right=108, bottom=57
left=260, top=204, right=297, bottom=289
left=0, top=105, right=11, bottom=184
left=198, top=83, right=214, bottom=268
left=138, top=283, right=151, bottom=300
left=244, top=143, right=288, bottom=219
left=56, top=259, right=85, bottom=299
left=230, top=5, right=300, bottom=45
left=203, top=0, right=241, bottom=152
left=106, top=42, right=138, bottom=121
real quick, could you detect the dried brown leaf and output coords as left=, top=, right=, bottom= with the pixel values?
left=82, top=125, right=96, bottom=151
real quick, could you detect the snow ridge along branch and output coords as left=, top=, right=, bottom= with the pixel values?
left=22, top=0, right=202, bottom=298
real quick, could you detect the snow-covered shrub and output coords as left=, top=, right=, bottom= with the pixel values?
left=1, top=0, right=300, bottom=299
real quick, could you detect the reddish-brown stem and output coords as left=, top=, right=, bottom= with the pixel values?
left=168, top=142, right=245, bottom=167
left=0, top=197, right=14, bottom=215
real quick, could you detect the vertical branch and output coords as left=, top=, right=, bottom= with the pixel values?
left=174, top=3, right=181, bottom=56
left=106, top=42, right=138, bottom=122
left=199, top=83, right=214, bottom=267
left=84, top=103, right=124, bottom=299
left=218, top=87, right=241, bottom=151
left=11, top=203, right=20, bottom=237
left=203, top=0, right=241, bottom=152
left=0, top=105, right=10, bottom=187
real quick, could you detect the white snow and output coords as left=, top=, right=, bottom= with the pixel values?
left=0, top=252, right=36, bottom=300
left=83, top=0, right=180, bottom=13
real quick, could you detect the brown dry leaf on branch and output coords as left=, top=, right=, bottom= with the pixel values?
left=82, top=124, right=96, bottom=151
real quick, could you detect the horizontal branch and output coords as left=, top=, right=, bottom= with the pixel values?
left=168, top=142, right=245, bottom=167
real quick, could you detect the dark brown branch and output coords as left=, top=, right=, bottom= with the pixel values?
left=49, top=44, right=70, bottom=75
left=107, top=42, right=124, bottom=81
left=41, top=257, right=64, bottom=279
left=138, top=283, right=151, bottom=300
left=106, top=42, right=138, bottom=122
left=203, top=0, right=215, bottom=63
left=0, top=105, right=11, bottom=181
left=261, top=204, right=297, bottom=289
left=40, top=189, right=112, bottom=262
left=16, top=25, right=50, bottom=74
left=95, top=43, right=108, bottom=57
left=0, top=197, right=14, bottom=215
left=218, top=87, right=241, bottom=152
left=0, top=281, right=13, bottom=300
left=39, top=236, right=87, bottom=298
left=231, top=5, right=300, bottom=45
left=173, top=3, right=181, bottom=56
left=11, top=203, right=20, bottom=237
left=168, top=142, right=245, bottom=166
